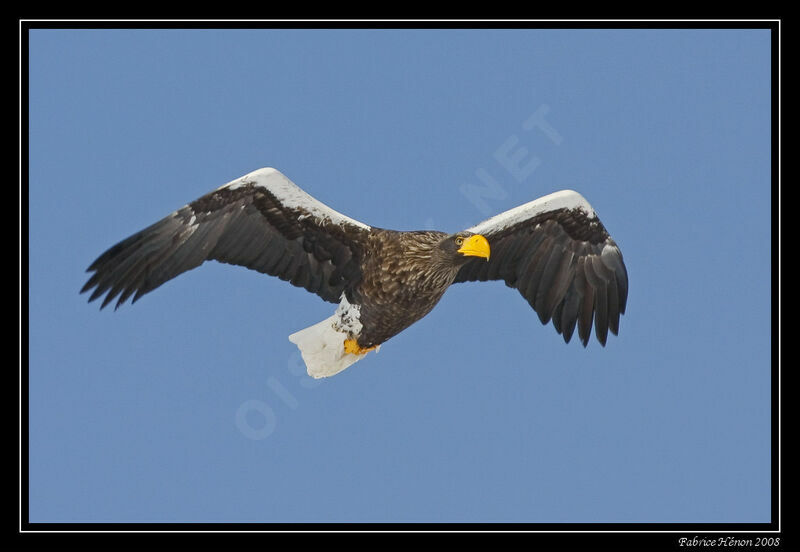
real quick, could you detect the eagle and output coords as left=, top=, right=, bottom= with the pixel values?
left=81, top=168, right=628, bottom=378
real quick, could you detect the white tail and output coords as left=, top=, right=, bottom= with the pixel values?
left=288, top=295, right=380, bottom=378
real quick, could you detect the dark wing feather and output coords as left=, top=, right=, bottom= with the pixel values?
left=454, top=190, right=628, bottom=346
left=81, top=168, right=371, bottom=309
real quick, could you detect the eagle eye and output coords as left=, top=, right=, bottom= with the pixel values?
left=455, top=237, right=464, bottom=246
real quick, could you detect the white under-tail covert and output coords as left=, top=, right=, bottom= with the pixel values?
left=288, top=294, right=380, bottom=378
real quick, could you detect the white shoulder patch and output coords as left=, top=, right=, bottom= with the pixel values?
left=466, top=190, right=596, bottom=235
left=221, top=167, right=371, bottom=231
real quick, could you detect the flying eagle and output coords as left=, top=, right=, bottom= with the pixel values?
left=82, top=168, right=628, bottom=378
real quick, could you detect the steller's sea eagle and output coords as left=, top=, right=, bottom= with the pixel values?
left=82, top=168, right=628, bottom=378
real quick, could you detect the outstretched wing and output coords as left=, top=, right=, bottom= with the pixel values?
left=454, top=190, right=628, bottom=346
left=81, top=168, right=370, bottom=309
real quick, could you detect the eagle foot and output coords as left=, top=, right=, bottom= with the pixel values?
left=343, top=338, right=378, bottom=356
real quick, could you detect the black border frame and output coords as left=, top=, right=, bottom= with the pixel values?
left=19, top=18, right=782, bottom=548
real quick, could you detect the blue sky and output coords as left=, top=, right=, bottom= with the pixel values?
left=27, top=28, right=772, bottom=523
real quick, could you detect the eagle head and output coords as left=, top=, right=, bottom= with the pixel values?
left=441, top=232, right=491, bottom=264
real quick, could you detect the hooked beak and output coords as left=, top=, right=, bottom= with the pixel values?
left=457, top=234, right=490, bottom=261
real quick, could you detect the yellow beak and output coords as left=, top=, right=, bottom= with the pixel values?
left=457, top=234, right=491, bottom=260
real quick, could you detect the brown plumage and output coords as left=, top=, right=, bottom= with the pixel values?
left=81, top=167, right=628, bottom=378
left=350, top=230, right=483, bottom=348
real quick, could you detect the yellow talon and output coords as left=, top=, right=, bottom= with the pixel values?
left=343, top=338, right=378, bottom=355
